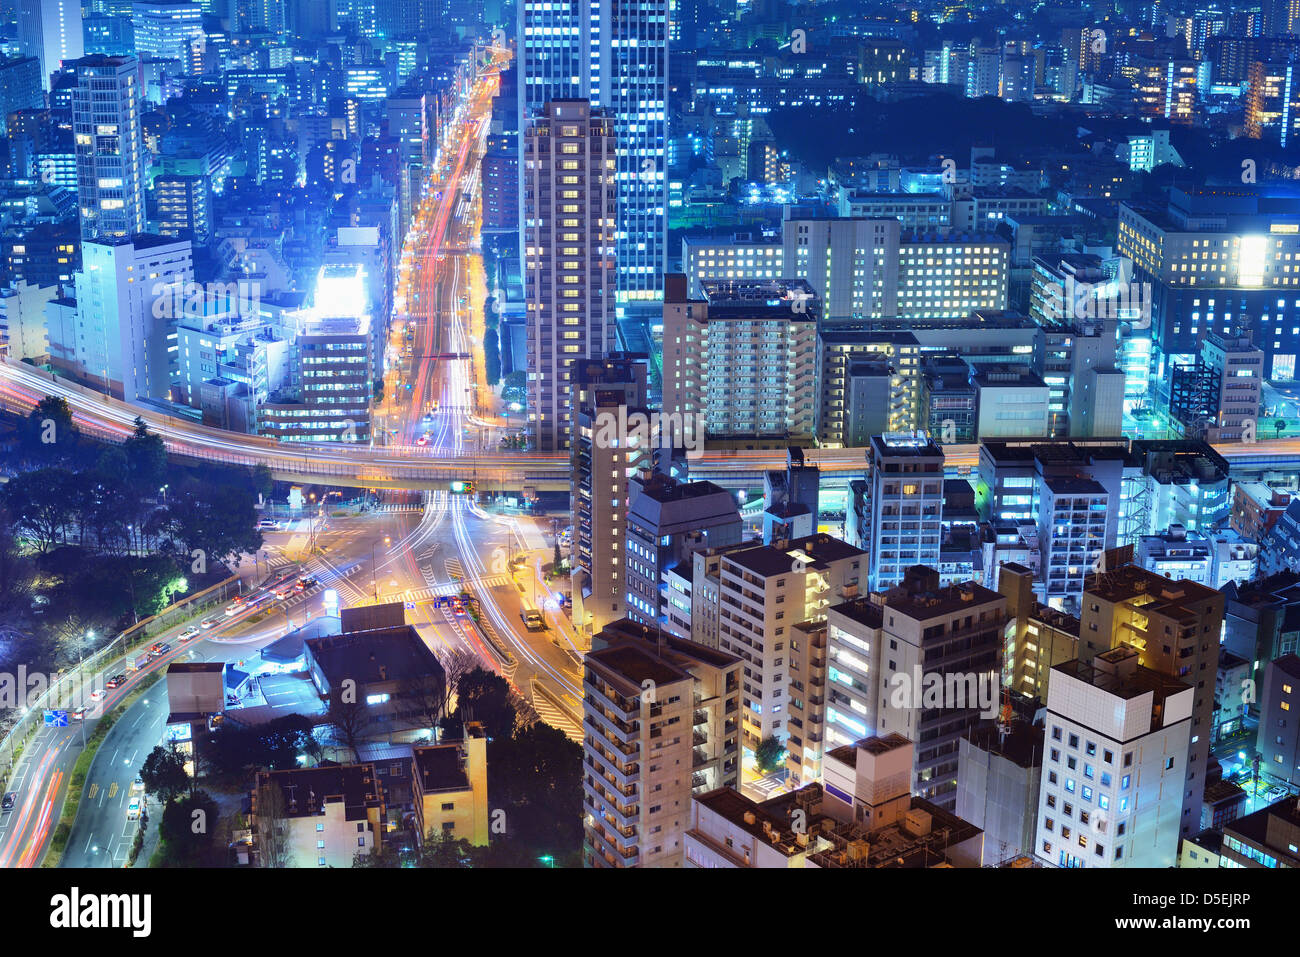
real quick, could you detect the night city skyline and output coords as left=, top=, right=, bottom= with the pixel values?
left=0, top=0, right=1292, bottom=934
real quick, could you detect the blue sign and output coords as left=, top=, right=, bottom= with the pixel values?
left=405, top=601, right=415, bottom=610
left=44, top=710, right=68, bottom=727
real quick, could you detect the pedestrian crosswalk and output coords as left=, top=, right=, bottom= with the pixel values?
left=376, top=503, right=424, bottom=513
left=401, top=576, right=511, bottom=604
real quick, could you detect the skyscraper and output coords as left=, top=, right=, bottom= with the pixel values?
left=523, top=99, right=617, bottom=452
left=517, top=0, right=668, bottom=304
left=17, top=0, right=84, bottom=90
left=71, top=55, right=147, bottom=242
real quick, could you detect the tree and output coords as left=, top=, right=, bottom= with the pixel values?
left=254, top=777, right=293, bottom=868
left=19, top=397, right=76, bottom=463
left=251, top=464, right=274, bottom=500
left=418, top=828, right=474, bottom=868
left=2, top=468, right=78, bottom=553
left=1276, top=419, right=1288, bottom=438
left=140, top=745, right=191, bottom=803
left=402, top=671, right=449, bottom=739
left=325, top=694, right=371, bottom=761
left=484, top=327, right=500, bottom=386
left=157, top=790, right=219, bottom=866
left=442, top=666, right=514, bottom=740
left=486, top=722, right=582, bottom=858
left=754, top=735, right=786, bottom=774
left=158, top=478, right=263, bottom=572
left=122, top=418, right=167, bottom=493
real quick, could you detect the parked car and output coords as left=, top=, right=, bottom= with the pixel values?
left=2, top=793, right=15, bottom=812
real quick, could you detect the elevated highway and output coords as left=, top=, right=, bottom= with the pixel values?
left=5, top=357, right=1300, bottom=492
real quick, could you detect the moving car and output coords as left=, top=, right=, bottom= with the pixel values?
left=130, top=778, right=145, bottom=796
left=179, top=627, right=200, bottom=641
left=71, top=708, right=86, bottom=721
left=225, top=597, right=247, bottom=615
left=257, top=519, right=279, bottom=530
left=89, top=689, right=105, bottom=701
left=105, top=674, right=126, bottom=689
left=522, top=609, right=545, bottom=631
left=296, top=576, right=318, bottom=591
left=201, top=616, right=221, bottom=629
left=150, top=643, right=171, bottom=658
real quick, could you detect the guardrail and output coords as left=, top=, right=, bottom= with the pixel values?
left=0, top=573, right=241, bottom=791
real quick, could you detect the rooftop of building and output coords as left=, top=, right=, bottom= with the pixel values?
left=587, top=620, right=740, bottom=695
left=255, top=763, right=381, bottom=821
left=724, top=532, right=866, bottom=578
left=881, top=569, right=1004, bottom=622
left=304, top=625, right=442, bottom=686
left=870, top=431, right=944, bottom=459
left=965, top=718, right=1045, bottom=769
left=1084, top=562, right=1221, bottom=614
left=412, top=730, right=483, bottom=794
left=1223, top=795, right=1300, bottom=863
left=1052, top=650, right=1190, bottom=708
left=824, top=733, right=912, bottom=768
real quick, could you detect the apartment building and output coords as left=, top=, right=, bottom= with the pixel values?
left=785, top=620, right=828, bottom=785
left=71, top=55, right=146, bottom=242
left=860, top=432, right=945, bottom=592
left=824, top=568, right=1006, bottom=810
left=570, top=353, right=653, bottom=635
left=522, top=99, right=618, bottom=451
left=55, top=234, right=193, bottom=402
left=252, top=763, right=385, bottom=868
left=1077, top=563, right=1225, bottom=838
left=689, top=534, right=865, bottom=750
left=998, top=561, right=1080, bottom=701
left=411, top=725, right=489, bottom=847
left=583, top=621, right=743, bottom=868
left=1256, top=654, right=1300, bottom=789
left=1034, top=647, right=1193, bottom=868
left=624, top=473, right=743, bottom=632
left=661, top=275, right=819, bottom=447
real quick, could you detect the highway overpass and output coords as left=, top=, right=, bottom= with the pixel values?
left=5, top=357, right=1300, bottom=493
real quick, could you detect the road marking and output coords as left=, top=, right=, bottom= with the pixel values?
left=106, top=782, right=118, bottom=800
left=86, top=783, right=99, bottom=801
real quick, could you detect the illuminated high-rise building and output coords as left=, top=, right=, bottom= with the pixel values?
left=71, top=54, right=147, bottom=242
left=517, top=0, right=668, bottom=303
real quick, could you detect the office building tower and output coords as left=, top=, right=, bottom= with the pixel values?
left=71, top=55, right=147, bottom=242
left=823, top=568, right=1006, bottom=809
left=860, top=433, right=945, bottom=592
left=523, top=99, right=617, bottom=452
left=55, top=234, right=192, bottom=401
left=896, top=234, right=1010, bottom=318
left=661, top=275, right=819, bottom=448
left=583, top=620, right=742, bottom=868
left=517, top=0, right=668, bottom=303
left=1034, top=647, right=1193, bottom=868
left=131, top=0, right=204, bottom=74
left=385, top=91, right=429, bottom=238
left=571, top=353, right=652, bottom=636
left=780, top=214, right=900, bottom=320
left=1077, top=563, right=1225, bottom=839
left=259, top=265, right=373, bottom=443
left=624, top=472, right=742, bottom=634
left=17, top=0, right=84, bottom=89
left=0, top=57, right=44, bottom=132
left=1118, top=186, right=1300, bottom=387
